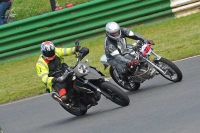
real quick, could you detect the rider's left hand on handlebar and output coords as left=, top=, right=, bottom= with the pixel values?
left=75, top=45, right=82, bottom=52
left=77, top=47, right=89, bottom=60
left=147, top=39, right=155, bottom=45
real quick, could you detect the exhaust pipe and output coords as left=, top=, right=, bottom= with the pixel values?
left=51, top=92, right=62, bottom=103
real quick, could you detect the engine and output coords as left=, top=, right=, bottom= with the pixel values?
left=123, top=48, right=157, bottom=83
left=129, top=62, right=157, bottom=83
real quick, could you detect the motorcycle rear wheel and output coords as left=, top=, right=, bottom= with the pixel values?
left=60, top=101, right=87, bottom=116
left=100, top=81, right=130, bottom=106
left=154, top=57, right=182, bottom=82
left=110, top=66, right=140, bottom=91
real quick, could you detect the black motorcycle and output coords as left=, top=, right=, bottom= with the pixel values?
left=51, top=40, right=130, bottom=116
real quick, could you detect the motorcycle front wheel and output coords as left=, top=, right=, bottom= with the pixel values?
left=110, top=66, right=141, bottom=91
left=100, top=81, right=130, bottom=107
left=154, top=57, right=182, bottom=82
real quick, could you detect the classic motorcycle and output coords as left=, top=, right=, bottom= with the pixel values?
left=51, top=40, right=130, bottom=116
left=100, top=40, right=183, bottom=91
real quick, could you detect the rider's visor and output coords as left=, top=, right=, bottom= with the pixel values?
left=111, top=31, right=120, bottom=37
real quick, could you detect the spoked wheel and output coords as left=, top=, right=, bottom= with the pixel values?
left=154, top=57, right=182, bottom=82
left=100, top=81, right=130, bottom=107
left=110, top=66, right=140, bottom=91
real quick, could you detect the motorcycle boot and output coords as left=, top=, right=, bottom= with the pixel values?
left=94, top=90, right=101, bottom=101
left=88, top=92, right=98, bottom=106
left=90, top=97, right=98, bottom=106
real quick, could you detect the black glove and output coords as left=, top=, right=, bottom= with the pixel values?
left=127, top=59, right=139, bottom=67
left=75, top=45, right=82, bottom=52
left=77, top=47, right=89, bottom=60
left=146, top=39, right=155, bottom=45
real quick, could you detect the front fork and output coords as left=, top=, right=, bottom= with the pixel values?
left=139, top=51, right=166, bottom=74
left=76, top=77, right=102, bottom=93
left=75, top=77, right=116, bottom=102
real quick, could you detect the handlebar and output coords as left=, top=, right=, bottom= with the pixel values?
left=57, top=39, right=84, bottom=82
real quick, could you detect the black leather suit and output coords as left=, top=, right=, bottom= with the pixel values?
left=104, top=27, right=147, bottom=78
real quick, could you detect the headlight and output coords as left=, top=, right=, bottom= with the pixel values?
left=77, top=64, right=90, bottom=74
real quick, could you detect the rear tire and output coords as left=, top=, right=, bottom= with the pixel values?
left=100, top=81, right=130, bottom=106
left=110, top=66, right=140, bottom=91
left=60, top=102, right=87, bottom=116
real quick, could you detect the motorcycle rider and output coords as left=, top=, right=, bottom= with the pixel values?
left=36, top=41, right=89, bottom=103
left=104, top=22, right=155, bottom=88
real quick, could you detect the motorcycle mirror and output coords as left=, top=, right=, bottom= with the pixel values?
left=75, top=39, right=79, bottom=47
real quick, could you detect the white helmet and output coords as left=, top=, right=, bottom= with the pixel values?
left=105, top=22, right=121, bottom=40
left=41, top=41, right=55, bottom=60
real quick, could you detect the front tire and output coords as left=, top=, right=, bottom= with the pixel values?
left=100, top=81, right=130, bottom=106
left=154, top=57, right=182, bottom=82
left=110, top=66, right=141, bottom=91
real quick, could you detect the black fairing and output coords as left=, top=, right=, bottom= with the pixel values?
left=73, top=61, right=104, bottom=79
left=64, top=61, right=104, bottom=106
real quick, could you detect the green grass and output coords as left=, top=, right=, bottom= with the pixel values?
left=10, top=0, right=91, bottom=21
left=1, top=11, right=200, bottom=104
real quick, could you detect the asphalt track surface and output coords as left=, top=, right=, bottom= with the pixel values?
left=1, top=56, right=200, bottom=133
